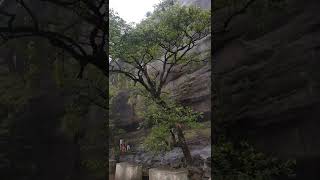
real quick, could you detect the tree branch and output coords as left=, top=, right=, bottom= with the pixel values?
left=223, top=0, right=257, bottom=31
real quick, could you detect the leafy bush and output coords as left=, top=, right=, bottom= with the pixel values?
left=213, top=140, right=296, bottom=179
left=141, top=97, right=203, bottom=153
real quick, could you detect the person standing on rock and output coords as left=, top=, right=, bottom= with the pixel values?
left=126, top=144, right=131, bottom=152
left=120, top=139, right=126, bottom=154
left=119, top=139, right=123, bottom=150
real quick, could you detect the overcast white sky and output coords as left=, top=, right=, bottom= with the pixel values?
left=110, top=0, right=161, bottom=24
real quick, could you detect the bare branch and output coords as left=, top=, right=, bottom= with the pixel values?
left=0, top=0, right=108, bottom=76
left=224, top=0, right=257, bottom=31
left=17, top=0, right=39, bottom=30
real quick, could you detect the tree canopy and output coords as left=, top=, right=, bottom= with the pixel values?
left=109, top=0, right=211, bottom=102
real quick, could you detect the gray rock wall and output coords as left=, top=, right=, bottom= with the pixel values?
left=162, top=0, right=211, bottom=120
left=110, top=90, right=140, bottom=129
left=213, top=0, right=320, bottom=161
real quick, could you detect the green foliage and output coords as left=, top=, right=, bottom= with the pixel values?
left=142, top=97, right=203, bottom=153
left=213, top=140, right=296, bottom=179
left=0, top=75, right=29, bottom=110
left=81, top=159, right=105, bottom=172
left=144, top=98, right=203, bottom=128
left=109, top=9, right=133, bottom=59
left=109, top=74, right=131, bottom=103
left=144, top=124, right=171, bottom=152
left=109, top=0, right=210, bottom=63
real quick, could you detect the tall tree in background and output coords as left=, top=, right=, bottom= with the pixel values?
left=109, top=0, right=211, bottom=164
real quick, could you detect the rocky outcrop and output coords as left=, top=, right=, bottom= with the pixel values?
left=110, top=90, right=141, bottom=130
left=120, top=145, right=211, bottom=179
left=213, top=0, right=320, bottom=177
left=163, top=62, right=211, bottom=120
left=162, top=0, right=211, bottom=120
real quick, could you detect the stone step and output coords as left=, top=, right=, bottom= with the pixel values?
left=115, top=162, right=142, bottom=180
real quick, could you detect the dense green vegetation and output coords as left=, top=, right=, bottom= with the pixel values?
left=213, top=140, right=296, bottom=179
left=139, top=95, right=203, bottom=152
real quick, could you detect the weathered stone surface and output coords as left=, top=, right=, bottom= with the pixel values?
left=149, top=168, right=188, bottom=180
left=120, top=144, right=211, bottom=172
left=213, top=0, right=320, bottom=177
left=188, top=166, right=204, bottom=180
left=214, top=0, right=320, bottom=158
left=110, top=90, right=140, bottom=130
left=163, top=62, right=211, bottom=120
left=115, top=162, right=142, bottom=180
left=162, top=0, right=211, bottom=120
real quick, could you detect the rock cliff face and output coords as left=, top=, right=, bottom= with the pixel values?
left=213, top=0, right=320, bottom=176
left=110, top=90, right=140, bottom=130
left=166, top=0, right=211, bottom=119
left=161, top=32, right=211, bottom=120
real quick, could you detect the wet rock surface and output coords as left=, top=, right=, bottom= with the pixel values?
left=213, top=0, right=320, bottom=178
left=213, top=0, right=320, bottom=158
left=120, top=144, right=211, bottom=179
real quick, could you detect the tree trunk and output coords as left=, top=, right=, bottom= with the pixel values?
left=72, top=131, right=83, bottom=180
left=170, top=129, right=177, bottom=147
left=155, top=98, right=193, bottom=164
left=110, top=136, right=120, bottom=162
left=114, top=144, right=120, bottom=163
left=176, top=124, right=193, bottom=165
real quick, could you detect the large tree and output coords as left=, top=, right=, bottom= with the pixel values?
left=109, top=0, right=211, bottom=165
